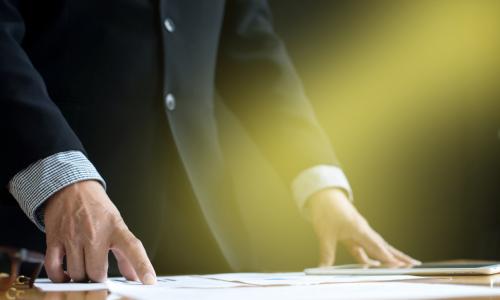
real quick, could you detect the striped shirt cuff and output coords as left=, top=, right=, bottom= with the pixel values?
left=291, top=165, right=353, bottom=217
left=8, top=151, right=105, bottom=231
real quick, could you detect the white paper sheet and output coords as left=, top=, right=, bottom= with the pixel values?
left=107, top=282, right=500, bottom=300
left=110, top=276, right=245, bottom=289
left=200, top=272, right=421, bottom=286
left=36, top=275, right=500, bottom=300
left=36, top=272, right=419, bottom=291
left=35, top=278, right=107, bottom=292
left=35, top=275, right=244, bottom=292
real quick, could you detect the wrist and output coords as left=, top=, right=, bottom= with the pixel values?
left=44, top=180, right=104, bottom=222
left=307, top=188, right=350, bottom=211
left=307, top=188, right=358, bottom=226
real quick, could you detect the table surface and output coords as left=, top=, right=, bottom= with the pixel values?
left=4, top=261, right=500, bottom=300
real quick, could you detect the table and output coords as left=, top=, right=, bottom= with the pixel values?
left=4, top=263, right=500, bottom=300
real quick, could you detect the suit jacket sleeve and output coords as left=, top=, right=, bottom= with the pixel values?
left=216, top=0, right=340, bottom=183
left=0, top=0, right=86, bottom=187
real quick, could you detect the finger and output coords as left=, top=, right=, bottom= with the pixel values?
left=112, top=248, right=139, bottom=281
left=345, top=241, right=381, bottom=266
left=388, top=245, right=421, bottom=266
left=354, top=227, right=401, bottom=266
left=65, top=244, right=88, bottom=282
left=84, top=245, right=109, bottom=282
left=318, top=235, right=337, bottom=267
left=112, top=232, right=156, bottom=284
left=45, top=244, right=70, bottom=283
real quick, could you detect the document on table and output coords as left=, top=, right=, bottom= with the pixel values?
left=106, top=282, right=500, bottom=300
left=36, top=274, right=500, bottom=300
left=199, top=272, right=420, bottom=286
left=35, top=275, right=244, bottom=292
left=35, top=272, right=422, bottom=291
left=35, top=278, right=108, bottom=292
left=110, top=276, right=245, bottom=289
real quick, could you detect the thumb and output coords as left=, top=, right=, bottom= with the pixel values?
left=318, top=234, right=337, bottom=267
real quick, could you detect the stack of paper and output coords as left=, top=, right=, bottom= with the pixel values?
left=35, top=272, right=422, bottom=291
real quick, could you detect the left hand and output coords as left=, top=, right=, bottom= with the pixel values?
left=308, top=188, right=420, bottom=267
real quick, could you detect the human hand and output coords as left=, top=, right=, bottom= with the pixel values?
left=44, top=180, right=156, bottom=284
left=308, top=188, right=420, bottom=267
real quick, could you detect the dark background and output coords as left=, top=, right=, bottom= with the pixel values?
left=268, top=0, right=500, bottom=263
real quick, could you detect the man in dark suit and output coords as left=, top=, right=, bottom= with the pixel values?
left=0, top=0, right=417, bottom=284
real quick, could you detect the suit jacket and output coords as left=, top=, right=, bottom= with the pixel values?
left=0, top=0, right=338, bottom=269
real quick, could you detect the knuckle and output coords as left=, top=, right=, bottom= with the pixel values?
left=45, top=262, right=60, bottom=275
left=351, top=247, right=362, bottom=257
left=45, top=248, right=62, bottom=267
left=65, top=227, right=81, bottom=244
left=354, top=215, right=369, bottom=227
left=84, top=234, right=103, bottom=251
left=65, top=241, right=81, bottom=253
left=122, top=233, right=142, bottom=249
left=83, top=226, right=99, bottom=246
left=113, top=225, right=132, bottom=242
left=87, top=269, right=106, bottom=283
left=136, top=260, right=150, bottom=274
left=45, top=233, right=61, bottom=246
left=132, top=238, right=144, bottom=249
left=354, top=221, right=372, bottom=237
left=111, top=215, right=128, bottom=231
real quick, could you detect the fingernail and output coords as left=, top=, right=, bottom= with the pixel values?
left=370, top=260, right=381, bottom=267
left=143, top=273, right=156, bottom=285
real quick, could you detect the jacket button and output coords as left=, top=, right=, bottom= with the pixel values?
left=165, top=93, right=176, bottom=111
left=164, top=18, right=175, bottom=32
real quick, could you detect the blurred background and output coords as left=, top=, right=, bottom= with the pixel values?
left=219, top=0, right=500, bottom=271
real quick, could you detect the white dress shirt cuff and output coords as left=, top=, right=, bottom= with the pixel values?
left=8, top=150, right=105, bottom=231
left=291, top=165, right=353, bottom=215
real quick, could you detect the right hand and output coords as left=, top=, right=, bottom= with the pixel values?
left=44, top=180, right=156, bottom=284
left=308, top=188, right=420, bottom=267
